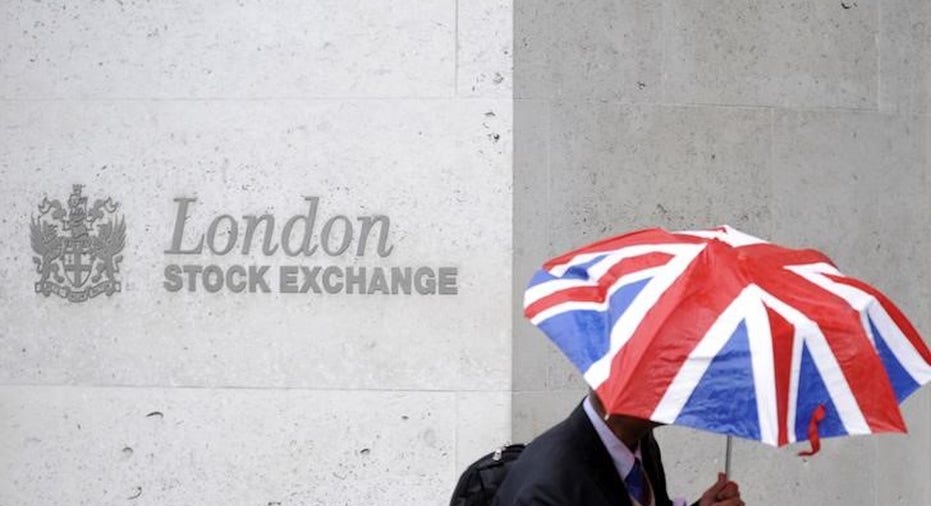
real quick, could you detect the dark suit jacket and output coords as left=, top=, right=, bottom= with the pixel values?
left=493, top=403, right=673, bottom=506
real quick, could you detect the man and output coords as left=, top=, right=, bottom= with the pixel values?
left=493, top=393, right=743, bottom=506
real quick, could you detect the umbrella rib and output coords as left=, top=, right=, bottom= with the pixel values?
left=760, top=290, right=872, bottom=437
left=789, top=263, right=931, bottom=386
left=867, top=304, right=931, bottom=386
left=744, top=287, right=779, bottom=447
left=649, top=285, right=779, bottom=447
left=650, top=288, right=751, bottom=424
left=583, top=244, right=705, bottom=389
left=526, top=267, right=662, bottom=325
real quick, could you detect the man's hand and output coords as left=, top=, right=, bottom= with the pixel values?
left=697, top=472, right=743, bottom=506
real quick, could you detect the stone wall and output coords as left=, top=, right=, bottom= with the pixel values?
left=0, top=1, right=512, bottom=504
left=513, top=1, right=931, bottom=505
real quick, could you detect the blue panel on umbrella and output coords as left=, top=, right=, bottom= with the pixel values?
left=537, top=277, right=650, bottom=374
left=529, top=270, right=556, bottom=286
left=563, top=254, right=609, bottom=280
left=675, top=320, right=760, bottom=441
left=530, top=255, right=609, bottom=286
left=794, top=343, right=845, bottom=441
left=869, top=317, right=921, bottom=402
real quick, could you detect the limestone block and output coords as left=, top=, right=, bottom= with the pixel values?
left=544, top=102, right=772, bottom=253
left=664, top=1, right=877, bottom=109
left=454, top=391, right=511, bottom=473
left=653, top=425, right=722, bottom=504
left=544, top=344, right=586, bottom=391
left=728, top=430, right=875, bottom=506
left=771, top=110, right=931, bottom=338
left=0, top=98, right=511, bottom=392
left=515, top=102, right=772, bottom=403
left=513, top=0, right=663, bottom=102
left=0, top=0, right=456, bottom=99
left=873, top=392, right=931, bottom=505
left=770, top=109, right=931, bottom=505
left=660, top=422, right=918, bottom=506
left=510, top=389, right=586, bottom=443
left=512, top=0, right=549, bottom=100
left=879, top=0, right=931, bottom=113
left=458, top=0, right=512, bottom=97
left=0, top=386, right=458, bottom=505
left=513, top=99, right=551, bottom=391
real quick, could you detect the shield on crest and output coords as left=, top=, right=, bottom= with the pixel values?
left=62, top=238, right=93, bottom=288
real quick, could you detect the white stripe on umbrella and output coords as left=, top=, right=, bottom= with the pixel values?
left=788, top=263, right=931, bottom=386
left=788, top=309, right=805, bottom=443
left=675, top=225, right=769, bottom=247
left=583, top=244, right=706, bottom=389
left=649, top=286, right=777, bottom=446
left=744, top=287, right=779, bottom=447
left=524, top=242, right=704, bottom=309
left=868, top=305, right=931, bottom=385
left=760, top=290, right=872, bottom=437
left=528, top=266, right=664, bottom=326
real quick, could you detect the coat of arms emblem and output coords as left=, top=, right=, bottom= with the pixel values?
left=31, top=185, right=125, bottom=302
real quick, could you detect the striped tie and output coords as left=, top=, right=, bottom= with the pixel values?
left=625, top=458, right=651, bottom=506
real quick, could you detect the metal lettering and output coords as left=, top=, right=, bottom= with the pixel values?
left=321, top=215, right=352, bottom=256
left=206, top=215, right=238, bottom=255
left=227, top=265, right=247, bottom=293
left=322, top=266, right=343, bottom=294
left=438, top=267, right=458, bottom=295
left=414, top=267, right=436, bottom=295
left=241, top=214, right=279, bottom=255
left=281, top=196, right=319, bottom=257
left=280, top=265, right=299, bottom=293
left=368, top=267, right=389, bottom=294
left=157, top=196, right=462, bottom=297
left=163, top=264, right=183, bottom=292
left=165, top=197, right=204, bottom=254
left=356, top=215, right=394, bottom=257
left=345, top=266, right=365, bottom=294
left=203, top=264, right=224, bottom=293
left=182, top=264, right=202, bottom=292
left=391, top=266, right=412, bottom=294
left=249, top=265, right=271, bottom=293
left=300, top=266, right=321, bottom=293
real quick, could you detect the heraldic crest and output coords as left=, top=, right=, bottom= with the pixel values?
left=31, top=185, right=125, bottom=302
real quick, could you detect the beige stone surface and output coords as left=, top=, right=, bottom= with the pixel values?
left=458, top=0, right=512, bottom=98
left=0, top=1, right=513, bottom=504
left=512, top=99, right=551, bottom=393
left=0, top=386, right=457, bottom=505
left=771, top=110, right=931, bottom=336
left=514, top=0, right=663, bottom=102
left=0, top=0, right=456, bottom=99
left=879, top=0, right=931, bottom=113
left=664, top=1, right=877, bottom=109
left=512, top=2, right=931, bottom=505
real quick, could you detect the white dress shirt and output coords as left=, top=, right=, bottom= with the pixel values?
left=583, top=396, right=688, bottom=506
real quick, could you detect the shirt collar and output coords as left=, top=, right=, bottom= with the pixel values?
left=583, top=394, right=641, bottom=479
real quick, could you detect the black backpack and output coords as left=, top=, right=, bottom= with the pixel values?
left=449, top=443, right=526, bottom=506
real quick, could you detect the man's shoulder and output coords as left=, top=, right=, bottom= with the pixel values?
left=514, top=404, right=595, bottom=460
left=493, top=405, right=606, bottom=505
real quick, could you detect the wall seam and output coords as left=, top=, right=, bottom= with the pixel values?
left=454, top=0, right=460, bottom=97
left=876, top=0, right=883, bottom=113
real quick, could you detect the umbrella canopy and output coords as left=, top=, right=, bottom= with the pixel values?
left=524, top=226, right=931, bottom=450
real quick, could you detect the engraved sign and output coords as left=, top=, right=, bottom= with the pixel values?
left=31, top=185, right=125, bottom=302
left=163, top=196, right=458, bottom=295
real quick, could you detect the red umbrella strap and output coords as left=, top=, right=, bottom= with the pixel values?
left=797, top=404, right=827, bottom=457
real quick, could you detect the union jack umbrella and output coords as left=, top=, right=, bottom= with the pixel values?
left=523, top=226, right=931, bottom=457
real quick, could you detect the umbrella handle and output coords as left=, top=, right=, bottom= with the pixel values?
left=724, top=435, right=733, bottom=479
